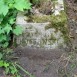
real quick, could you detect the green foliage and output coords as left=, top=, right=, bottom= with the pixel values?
left=14, top=0, right=31, bottom=11
left=13, top=26, right=23, bottom=35
left=45, top=11, right=69, bottom=43
left=0, top=0, right=9, bottom=16
left=0, top=48, right=34, bottom=77
left=0, top=0, right=31, bottom=48
left=0, top=0, right=32, bottom=77
left=0, top=49, right=20, bottom=77
left=0, top=0, right=31, bottom=16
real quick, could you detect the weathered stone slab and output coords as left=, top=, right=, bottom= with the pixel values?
left=15, top=22, right=66, bottom=49
left=14, top=0, right=68, bottom=50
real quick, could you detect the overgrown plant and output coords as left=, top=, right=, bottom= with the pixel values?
left=0, top=0, right=31, bottom=48
left=0, top=49, right=34, bottom=77
left=0, top=0, right=33, bottom=77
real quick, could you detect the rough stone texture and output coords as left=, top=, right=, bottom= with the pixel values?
left=64, top=0, right=77, bottom=51
left=15, top=0, right=67, bottom=49
left=15, top=22, right=66, bottom=49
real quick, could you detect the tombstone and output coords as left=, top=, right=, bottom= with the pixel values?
left=14, top=0, right=70, bottom=52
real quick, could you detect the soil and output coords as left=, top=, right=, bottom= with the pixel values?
left=65, top=0, right=77, bottom=51
left=14, top=47, right=67, bottom=77
left=0, top=47, right=77, bottom=77
left=0, top=47, right=67, bottom=77
left=13, top=47, right=77, bottom=77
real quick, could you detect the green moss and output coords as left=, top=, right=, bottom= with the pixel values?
left=45, top=23, right=52, bottom=30
left=30, top=15, right=52, bottom=23
left=40, top=40, right=44, bottom=47
left=26, top=10, right=69, bottom=44
left=49, top=34, right=56, bottom=43
left=45, top=11, right=69, bottom=43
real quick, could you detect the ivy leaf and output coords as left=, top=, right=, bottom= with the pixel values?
left=11, top=68, right=17, bottom=74
left=8, top=17, right=15, bottom=24
left=0, top=26, right=4, bottom=34
left=10, top=66, right=18, bottom=74
left=5, top=0, right=14, bottom=5
left=0, top=0, right=9, bottom=16
left=2, top=42, right=9, bottom=48
left=14, top=0, right=31, bottom=11
left=0, top=15, right=4, bottom=22
left=13, top=26, right=23, bottom=35
left=0, top=34, right=6, bottom=42
left=1, top=5, right=9, bottom=16
left=3, top=62, right=9, bottom=68
left=4, top=24, right=12, bottom=34
left=25, top=0, right=32, bottom=9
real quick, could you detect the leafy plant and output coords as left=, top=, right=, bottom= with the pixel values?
left=0, top=49, right=34, bottom=77
left=0, top=0, right=32, bottom=77
left=0, top=0, right=31, bottom=48
left=0, top=49, right=19, bottom=76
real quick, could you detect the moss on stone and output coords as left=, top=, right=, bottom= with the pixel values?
left=30, top=15, right=52, bottom=23
left=25, top=10, right=69, bottom=45
left=45, top=11, right=69, bottom=43
left=49, top=34, right=56, bottom=43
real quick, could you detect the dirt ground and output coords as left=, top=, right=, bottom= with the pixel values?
left=14, top=47, right=77, bottom=77
left=0, top=47, right=77, bottom=77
